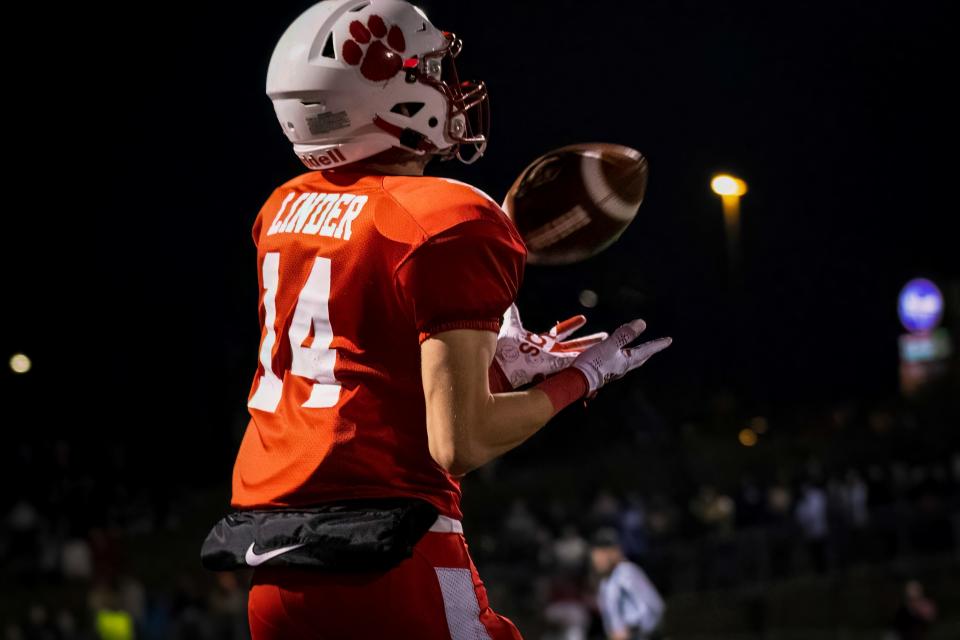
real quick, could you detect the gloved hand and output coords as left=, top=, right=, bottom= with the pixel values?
left=571, top=319, right=672, bottom=393
left=493, top=304, right=608, bottom=389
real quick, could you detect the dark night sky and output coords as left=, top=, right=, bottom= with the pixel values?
left=5, top=1, right=956, bottom=478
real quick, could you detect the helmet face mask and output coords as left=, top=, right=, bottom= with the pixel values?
left=266, top=0, right=490, bottom=170
left=405, top=33, right=490, bottom=164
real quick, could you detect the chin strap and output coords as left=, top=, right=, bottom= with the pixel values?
left=373, top=115, right=438, bottom=154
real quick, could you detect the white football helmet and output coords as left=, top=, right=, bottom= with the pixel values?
left=267, top=0, right=489, bottom=170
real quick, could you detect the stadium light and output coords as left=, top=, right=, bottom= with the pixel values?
left=711, top=173, right=749, bottom=284
left=711, top=174, right=748, bottom=197
left=10, top=353, right=31, bottom=374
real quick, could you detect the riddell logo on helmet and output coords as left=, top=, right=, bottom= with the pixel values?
left=301, top=149, right=348, bottom=169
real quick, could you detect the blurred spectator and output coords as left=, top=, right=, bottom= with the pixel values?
left=892, top=579, right=937, bottom=640
left=766, top=477, right=793, bottom=519
left=545, top=497, right=572, bottom=531
left=7, top=499, right=42, bottom=583
left=868, top=409, right=895, bottom=435
left=765, top=473, right=795, bottom=577
left=118, top=575, right=146, bottom=631
left=501, top=499, right=543, bottom=563
left=4, top=624, right=24, bottom=640
left=890, top=463, right=911, bottom=502
left=734, top=476, right=766, bottom=528
left=89, top=528, right=125, bottom=584
left=141, top=593, right=173, bottom=640
left=553, top=525, right=589, bottom=573
left=690, top=486, right=737, bottom=588
left=867, top=464, right=892, bottom=508
left=504, top=499, right=539, bottom=540
left=618, top=494, right=649, bottom=561
left=170, top=575, right=214, bottom=640
left=591, top=528, right=665, bottom=640
left=208, top=573, right=249, bottom=640
left=842, top=469, right=870, bottom=528
left=542, top=577, right=590, bottom=640
left=589, top=492, right=621, bottom=531
left=93, top=608, right=135, bottom=640
left=795, top=482, right=829, bottom=573
left=62, top=537, right=94, bottom=582
left=24, top=604, right=57, bottom=640
left=908, top=463, right=954, bottom=553
left=36, top=528, right=60, bottom=582
left=645, top=494, right=677, bottom=539
left=829, top=469, right=870, bottom=567
left=54, top=609, right=79, bottom=640
left=690, top=486, right=735, bottom=535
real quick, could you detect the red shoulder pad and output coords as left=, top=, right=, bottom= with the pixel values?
left=383, top=176, right=509, bottom=239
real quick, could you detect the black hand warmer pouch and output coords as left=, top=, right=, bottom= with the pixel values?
left=200, top=497, right=439, bottom=572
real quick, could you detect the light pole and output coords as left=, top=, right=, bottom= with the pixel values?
left=711, top=174, right=748, bottom=285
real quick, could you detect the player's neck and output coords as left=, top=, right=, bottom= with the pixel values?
left=344, top=148, right=432, bottom=176
left=350, top=161, right=427, bottom=176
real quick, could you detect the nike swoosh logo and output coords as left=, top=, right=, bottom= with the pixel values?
left=245, top=542, right=306, bottom=567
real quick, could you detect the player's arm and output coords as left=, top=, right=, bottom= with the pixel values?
left=422, top=321, right=671, bottom=476
left=398, top=215, right=670, bottom=475
left=422, top=329, right=562, bottom=476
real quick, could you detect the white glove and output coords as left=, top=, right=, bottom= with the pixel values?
left=494, top=304, right=608, bottom=389
left=571, top=319, right=672, bottom=393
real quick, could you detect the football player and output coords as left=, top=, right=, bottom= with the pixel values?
left=200, top=1, right=672, bottom=638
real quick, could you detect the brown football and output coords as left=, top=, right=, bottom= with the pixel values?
left=503, top=143, right=649, bottom=265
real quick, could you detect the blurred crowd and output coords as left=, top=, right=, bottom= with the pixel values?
left=1, top=439, right=249, bottom=640
left=2, top=396, right=958, bottom=639
left=463, top=454, right=959, bottom=638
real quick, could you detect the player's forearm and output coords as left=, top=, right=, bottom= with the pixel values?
left=433, top=368, right=588, bottom=476
left=422, top=329, right=586, bottom=476
left=445, top=387, right=555, bottom=475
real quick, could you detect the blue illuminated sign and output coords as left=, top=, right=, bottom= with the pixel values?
left=898, top=278, right=943, bottom=334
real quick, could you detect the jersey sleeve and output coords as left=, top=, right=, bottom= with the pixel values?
left=396, top=218, right=526, bottom=343
left=252, top=186, right=286, bottom=249
left=252, top=212, right=262, bottom=249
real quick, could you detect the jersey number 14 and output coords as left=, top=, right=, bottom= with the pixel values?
left=248, top=252, right=340, bottom=413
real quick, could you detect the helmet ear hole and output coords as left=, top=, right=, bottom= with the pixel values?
left=389, top=102, right=425, bottom=117
left=321, top=33, right=336, bottom=59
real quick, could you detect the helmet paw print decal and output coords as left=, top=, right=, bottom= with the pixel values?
left=341, top=15, right=407, bottom=82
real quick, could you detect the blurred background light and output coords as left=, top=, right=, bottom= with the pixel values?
left=579, top=289, right=599, bottom=308
left=10, top=353, right=31, bottom=374
left=750, top=416, right=769, bottom=434
left=898, top=278, right=944, bottom=334
left=711, top=174, right=748, bottom=197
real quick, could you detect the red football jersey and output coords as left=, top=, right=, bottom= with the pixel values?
left=230, top=170, right=527, bottom=519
